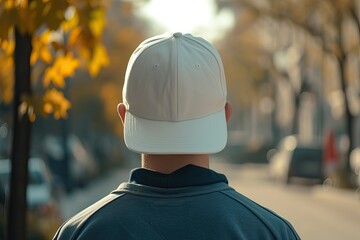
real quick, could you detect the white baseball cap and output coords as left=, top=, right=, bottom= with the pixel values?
left=122, top=32, right=227, bottom=154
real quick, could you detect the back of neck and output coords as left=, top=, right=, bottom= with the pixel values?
left=141, top=154, right=209, bottom=174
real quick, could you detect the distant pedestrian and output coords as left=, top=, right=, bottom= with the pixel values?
left=53, top=32, right=300, bottom=240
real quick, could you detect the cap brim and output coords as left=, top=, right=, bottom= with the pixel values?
left=124, top=109, right=227, bottom=154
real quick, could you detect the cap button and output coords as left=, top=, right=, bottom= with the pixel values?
left=173, top=32, right=182, bottom=38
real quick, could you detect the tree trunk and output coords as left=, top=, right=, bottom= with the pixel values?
left=335, top=12, right=354, bottom=188
left=337, top=55, right=354, bottom=188
left=6, top=28, right=32, bottom=240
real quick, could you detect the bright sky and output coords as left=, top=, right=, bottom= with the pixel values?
left=135, top=0, right=234, bottom=42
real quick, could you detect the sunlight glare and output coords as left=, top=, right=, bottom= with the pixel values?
left=137, top=0, right=234, bottom=41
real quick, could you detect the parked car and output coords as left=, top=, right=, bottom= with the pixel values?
left=268, top=135, right=324, bottom=184
left=288, top=147, right=323, bottom=183
left=0, top=158, right=62, bottom=239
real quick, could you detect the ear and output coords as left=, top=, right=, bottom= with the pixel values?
left=225, top=101, right=232, bottom=123
left=117, top=103, right=126, bottom=125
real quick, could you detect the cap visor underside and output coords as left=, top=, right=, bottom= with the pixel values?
left=124, top=109, right=227, bottom=154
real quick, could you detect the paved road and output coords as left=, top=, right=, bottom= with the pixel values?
left=59, top=159, right=360, bottom=240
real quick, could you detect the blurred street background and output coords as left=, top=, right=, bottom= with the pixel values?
left=1, top=0, right=360, bottom=239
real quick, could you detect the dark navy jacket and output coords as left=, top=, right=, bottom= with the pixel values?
left=53, top=165, right=300, bottom=240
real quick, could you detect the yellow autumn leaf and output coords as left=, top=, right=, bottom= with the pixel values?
left=30, top=53, right=37, bottom=65
left=0, top=56, right=14, bottom=103
left=39, top=31, right=52, bottom=59
left=68, top=27, right=82, bottom=47
left=43, top=102, right=53, bottom=114
left=0, top=7, right=15, bottom=42
left=60, top=52, right=80, bottom=76
left=1, top=39, right=14, bottom=56
left=0, top=38, right=14, bottom=102
left=43, top=67, right=56, bottom=87
left=42, top=88, right=71, bottom=119
left=11, top=0, right=28, bottom=8
left=40, top=30, right=53, bottom=43
left=31, top=30, right=52, bottom=64
left=43, top=52, right=80, bottom=87
left=88, top=7, right=105, bottom=38
left=88, top=43, right=109, bottom=76
left=40, top=47, right=52, bottom=63
left=79, top=45, right=91, bottom=62
left=61, top=6, right=79, bottom=31
left=44, top=66, right=64, bottom=87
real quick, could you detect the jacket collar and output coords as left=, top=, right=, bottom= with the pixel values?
left=128, top=164, right=228, bottom=188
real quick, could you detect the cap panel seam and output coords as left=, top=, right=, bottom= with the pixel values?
left=183, top=35, right=226, bottom=96
left=125, top=36, right=172, bottom=116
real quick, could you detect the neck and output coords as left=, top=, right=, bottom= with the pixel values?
left=141, top=154, right=209, bottom=174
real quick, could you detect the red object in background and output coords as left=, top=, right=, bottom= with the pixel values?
left=323, top=130, right=339, bottom=176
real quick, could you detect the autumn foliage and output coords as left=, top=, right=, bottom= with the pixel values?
left=0, top=0, right=109, bottom=119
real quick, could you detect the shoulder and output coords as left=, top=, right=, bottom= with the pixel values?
left=219, top=188, right=300, bottom=240
left=53, top=193, right=124, bottom=240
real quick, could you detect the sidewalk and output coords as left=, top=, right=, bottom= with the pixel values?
left=312, top=184, right=359, bottom=210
